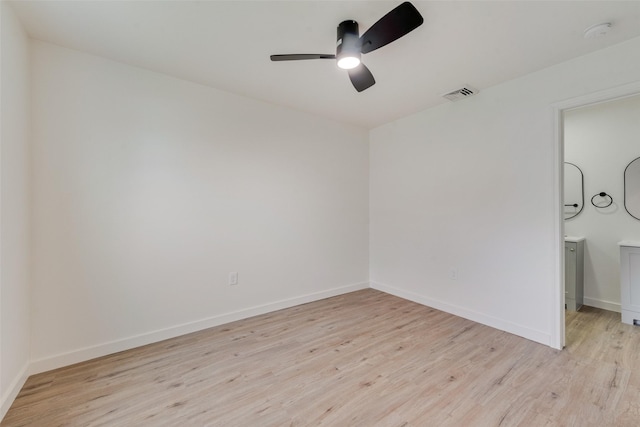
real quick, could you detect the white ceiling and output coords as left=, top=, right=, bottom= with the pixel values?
left=10, top=1, right=640, bottom=129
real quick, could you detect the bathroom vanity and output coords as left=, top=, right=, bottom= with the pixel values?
left=619, top=241, right=640, bottom=326
left=565, top=236, right=584, bottom=311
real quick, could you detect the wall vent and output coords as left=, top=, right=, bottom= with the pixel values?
left=442, top=86, right=478, bottom=102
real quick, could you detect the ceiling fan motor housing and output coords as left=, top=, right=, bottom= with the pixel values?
left=336, top=20, right=361, bottom=66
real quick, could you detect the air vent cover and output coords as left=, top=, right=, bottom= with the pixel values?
left=442, top=86, right=478, bottom=102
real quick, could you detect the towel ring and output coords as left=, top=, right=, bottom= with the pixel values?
left=591, top=192, right=613, bottom=208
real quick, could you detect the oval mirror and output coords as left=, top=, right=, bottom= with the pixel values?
left=624, top=156, right=640, bottom=220
left=564, top=162, right=584, bottom=220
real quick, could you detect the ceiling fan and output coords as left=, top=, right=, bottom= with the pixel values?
left=270, top=2, right=424, bottom=92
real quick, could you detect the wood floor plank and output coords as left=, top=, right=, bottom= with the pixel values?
left=3, top=289, right=640, bottom=426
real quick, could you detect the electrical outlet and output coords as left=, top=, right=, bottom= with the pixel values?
left=450, top=269, right=458, bottom=281
left=228, top=272, right=238, bottom=286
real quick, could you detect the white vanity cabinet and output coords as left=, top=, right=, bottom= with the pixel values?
left=565, top=237, right=584, bottom=311
left=619, top=241, right=640, bottom=326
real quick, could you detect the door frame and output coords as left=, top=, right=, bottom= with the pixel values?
left=551, top=81, right=640, bottom=349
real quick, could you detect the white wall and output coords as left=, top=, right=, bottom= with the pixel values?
left=30, top=41, right=369, bottom=372
left=564, top=94, right=640, bottom=312
left=370, top=36, right=640, bottom=347
left=0, top=1, right=31, bottom=419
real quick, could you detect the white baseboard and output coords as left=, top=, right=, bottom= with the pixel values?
left=583, top=297, right=621, bottom=313
left=30, top=281, right=369, bottom=375
left=370, top=281, right=552, bottom=347
left=1, top=361, right=29, bottom=421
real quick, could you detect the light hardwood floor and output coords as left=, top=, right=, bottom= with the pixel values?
left=3, top=289, right=639, bottom=426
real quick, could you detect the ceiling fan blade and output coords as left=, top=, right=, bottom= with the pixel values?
left=270, top=54, right=336, bottom=61
left=360, top=2, right=424, bottom=54
left=348, top=63, right=375, bottom=92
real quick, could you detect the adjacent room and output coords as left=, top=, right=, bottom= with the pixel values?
left=2, top=1, right=640, bottom=425
left=563, top=94, right=640, bottom=314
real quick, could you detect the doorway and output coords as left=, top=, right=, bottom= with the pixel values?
left=554, top=82, right=640, bottom=348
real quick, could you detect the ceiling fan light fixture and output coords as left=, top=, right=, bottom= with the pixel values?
left=336, top=20, right=361, bottom=70
left=337, top=55, right=361, bottom=70
left=269, top=2, right=424, bottom=92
